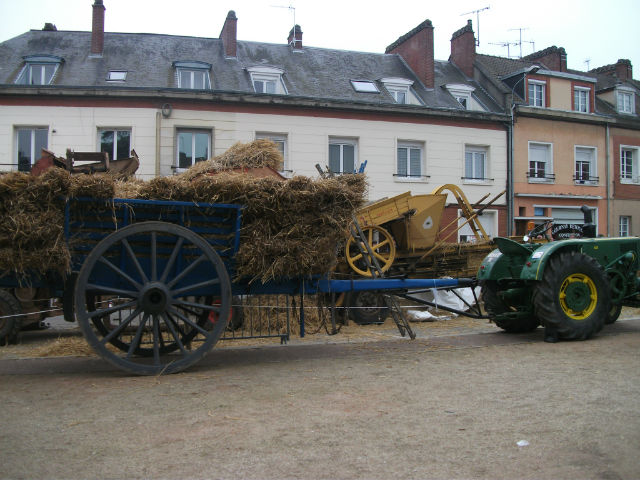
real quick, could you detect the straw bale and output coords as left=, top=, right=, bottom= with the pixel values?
left=180, top=139, right=283, bottom=181
left=69, top=172, right=116, bottom=199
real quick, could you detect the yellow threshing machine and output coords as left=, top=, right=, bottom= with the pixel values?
left=344, top=184, right=504, bottom=278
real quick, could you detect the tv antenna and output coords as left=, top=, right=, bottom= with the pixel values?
left=271, top=4, right=297, bottom=44
left=460, top=6, right=489, bottom=46
left=508, top=27, right=535, bottom=58
left=489, top=41, right=518, bottom=58
left=584, top=58, right=591, bottom=70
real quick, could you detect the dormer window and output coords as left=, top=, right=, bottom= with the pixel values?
left=381, top=77, right=418, bottom=105
left=573, top=86, right=591, bottom=113
left=445, top=84, right=478, bottom=111
left=617, top=88, right=635, bottom=114
left=248, top=66, right=287, bottom=95
left=350, top=80, right=379, bottom=93
left=173, top=61, right=212, bottom=90
left=528, top=80, right=546, bottom=107
left=15, top=55, right=63, bottom=85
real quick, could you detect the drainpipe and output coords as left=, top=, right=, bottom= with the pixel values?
left=155, top=111, right=161, bottom=177
left=606, top=123, right=610, bottom=236
left=507, top=110, right=514, bottom=237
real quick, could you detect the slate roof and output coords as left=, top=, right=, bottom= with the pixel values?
left=0, top=29, right=503, bottom=115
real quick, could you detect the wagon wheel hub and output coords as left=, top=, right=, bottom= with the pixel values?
left=140, top=282, right=171, bottom=315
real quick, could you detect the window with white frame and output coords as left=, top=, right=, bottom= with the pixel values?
left=458, top=209, right=497, bottom=243
left=575, top=146, right=597, bottom=184
left=15, top=127, right=48, bottom=172
left=616, top=89, right=635, bottom=114
left=255, top=132, right=288, bottom=172
left=173, top=61, right=212, bottom=90
left=350, top=80, right=379, bottom=93
left=528, top=80, right=545, bottom=107
left=619, top=216, right=631, bottom=237
left=99, top=129, right=131, bottom=161
left=176, top=129, right=211, bottom=169
left=528, top=142, right=554, bottom=182
left=15, top=56, right=62, bottom=85
left=620, top=146, right=639, bottom=183
left=396, top=142, right=424, bottom=179
left=381, top=78, right=416, bottom=104
left=445, top=84, right=477, bottom=110
left=328, top=138, right=357, bottom=175
left=464, top=146, right=488, bottom=181
left=574, top=87, right=590, bottom=113
left=107, top=71, right=127, bottom=82
left=248, top=67, right=287, bottom=95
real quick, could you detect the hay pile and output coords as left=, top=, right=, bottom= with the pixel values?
left=0, top=169, right=115, bottom=278
left=1, top=140, right=367, bottom=283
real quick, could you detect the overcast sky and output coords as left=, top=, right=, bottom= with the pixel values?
left=1, top=0, right=638, bottom=74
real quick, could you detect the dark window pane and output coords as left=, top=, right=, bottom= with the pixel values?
left=397, top=147, right=407, bottom=176
left=17, top=130, right=32, bottom=172
left=194, top=72, right=204, bottom=89
left=180, top=70, right=191, bottom=88
left=329, top=144, right=341, bottom=173
left=409, top=148, right=421, bottom=176
left=100, top=130, right=114, bottom=158
left=178, top=132, right=192, bottom=168
left=194, top=133, right=209, bottom=162
left=343, top=145, right=354, bottom=173
left=116, top=131, right=131, bottom=160
left=34, top=129, right=47, bottom=159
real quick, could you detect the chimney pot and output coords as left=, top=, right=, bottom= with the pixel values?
left=91, top=0, right=105, bottom=56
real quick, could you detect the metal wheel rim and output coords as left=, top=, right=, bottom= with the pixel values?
left=559, top=273, right=597, bottom=320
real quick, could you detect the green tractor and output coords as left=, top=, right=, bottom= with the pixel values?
left=478, top=207, right=640, bottom=342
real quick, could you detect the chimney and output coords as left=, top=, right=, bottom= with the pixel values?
left=614, top=59, right=633, bottom=81
left=590, top=59, right=633, bottom=81
left=91, top=0, right=105, bottom=56
left=43, top=23, right=57, bottom=31
left=385, top=20, right=435, bottom=89
left=220, top=10, right=238, bottom=58
left=524, top=46, right=567, bottom=72
left=450, top=20, right=476, bottom=78
left=288, top=25, right=303, bottom=49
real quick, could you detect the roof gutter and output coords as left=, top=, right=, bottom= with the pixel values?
left=0, top=85, right=511, bottom=123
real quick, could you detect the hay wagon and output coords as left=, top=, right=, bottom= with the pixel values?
left=0, top=196, right=479, bottom=375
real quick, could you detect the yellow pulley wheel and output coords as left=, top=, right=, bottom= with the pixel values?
left=346, top=225, right=396, bottom=277
left=558, top=273, right=597, bottom=321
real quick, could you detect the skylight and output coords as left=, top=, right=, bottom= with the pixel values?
left=351, top=80, right=379, bottom=93
left=107, top=71, right=127, bottom=81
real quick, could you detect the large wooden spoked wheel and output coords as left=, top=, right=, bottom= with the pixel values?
left=346, top=225, right=396, bottom=277
left=75, top=221, right=232, bottom=375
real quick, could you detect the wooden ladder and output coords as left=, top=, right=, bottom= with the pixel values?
left=349, top=216, right=415, bottom=339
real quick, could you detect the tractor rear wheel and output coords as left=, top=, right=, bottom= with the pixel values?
left=481, top=281, right=539, bottom=333
left=533, top=251, right=608, bottom=340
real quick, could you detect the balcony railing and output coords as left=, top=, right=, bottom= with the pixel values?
left=574, top=175, right=599, bottom=185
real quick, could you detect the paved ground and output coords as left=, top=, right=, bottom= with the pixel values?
left=1, top=314, right=639, bottom=479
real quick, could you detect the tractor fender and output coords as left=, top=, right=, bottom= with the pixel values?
left=477, top=237, right=537, bottom=281
left=519, top=240, right=585, bottom=280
